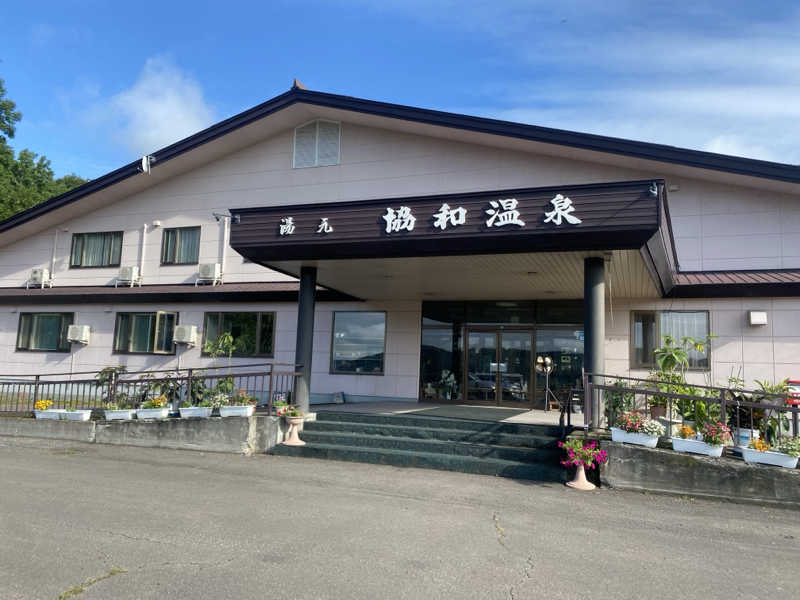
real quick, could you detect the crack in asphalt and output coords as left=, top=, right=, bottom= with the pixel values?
left=492, top=512, right=509, bottom=551
left=57, top=567, right=126, bottom=600
left=492, top=513, right=535, bottom=600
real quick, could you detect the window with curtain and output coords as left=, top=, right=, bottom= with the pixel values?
left=70, top=232, right=123, bottom=267
left=114, top=312, right=177, bottom=354
left=631, top=311, right=710, bottom=370
left=16, top=313, right=73, bottom=352
left=293, top=120, right=340, bottom=168
left=160, top=227, right=201, bottom=265
left=330, top=312, right=386, bottom=374
left=202, top=312, right=275, bottom=357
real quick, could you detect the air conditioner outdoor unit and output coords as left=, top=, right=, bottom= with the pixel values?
left=67, top=325, right=91, bottom=344
left=198, top=263, right=221, bottom=279
left=173, top=324, right=198, bottom=345
left=30, top=268, right=51, bottom=285
left=119, top=265, right=139, bottom=281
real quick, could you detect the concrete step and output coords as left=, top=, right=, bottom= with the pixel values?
left=300, top=430, right=560, bottom=463
left=314, top=410, right=565, bottom=437
left=271, top=442, right=565, bottom=482
left=305, top=419, right=559, bottom=448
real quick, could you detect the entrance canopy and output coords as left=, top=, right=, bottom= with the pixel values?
left=230, top=179, right=675, bottom=300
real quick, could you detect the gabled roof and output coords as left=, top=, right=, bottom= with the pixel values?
left=1, top=83, right=799, bottom=235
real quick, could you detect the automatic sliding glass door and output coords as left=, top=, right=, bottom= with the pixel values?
left=466, top=329, right=533, bottom=406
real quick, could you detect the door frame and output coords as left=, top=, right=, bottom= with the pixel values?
left=463, top=326, right=535, bottom=407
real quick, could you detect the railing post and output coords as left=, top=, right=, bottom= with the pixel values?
left=719, top=389, right=727, bottom=427
left=109, top=370, right=117, bottom=405
left=187, top=369, right=194, bottom=406
left=582, top=371, right=591, bottom=433
left=267, top=364, right=274, bottom=415
left=32, top=375, right=40, bottom=408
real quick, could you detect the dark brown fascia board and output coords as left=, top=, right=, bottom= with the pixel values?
left=668, top=282, right=800, bottom=298
left=2, top=87, right=800, bottom=235
left=0, top=284, right=356, bottom=305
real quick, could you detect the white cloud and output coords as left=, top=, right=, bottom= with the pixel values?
left=87, top=57, right=216, bottom=156
left=352, top=1, right=800, bottom=164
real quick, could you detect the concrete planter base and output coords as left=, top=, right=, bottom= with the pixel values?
left=671, top=437, right=723, bottom=457
left=741, top=448, right=798, bottom=469
left=64, top=410, right=92, bottom=421
left=610, top=427, right=659, bottom=448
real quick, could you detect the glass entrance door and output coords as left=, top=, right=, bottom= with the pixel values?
left=466, top=329, right=533, bottom=406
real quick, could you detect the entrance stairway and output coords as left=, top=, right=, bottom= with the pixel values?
left=270, top=411, right=566, bottom=482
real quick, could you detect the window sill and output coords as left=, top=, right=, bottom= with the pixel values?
left=69, top=264, right=122, bottom=270
left=15, top=348, right=71, bottom=353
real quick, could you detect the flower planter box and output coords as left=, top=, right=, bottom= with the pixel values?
left=34, top=409, right=66, bottom=420
left=219, top=405, right=255, bottom=418
left=671, top=437, right=723, bottom=457
left=104, top=409, right=135, bottom=421
left=610, top=427, right=659, bottom=448
left=741, top=448, right=798, bottom=469
left=135, top=407, right=169, bottom=420
left=64, top=410, right=92, bottom=421
left=179, top=406, right=213, bottom=418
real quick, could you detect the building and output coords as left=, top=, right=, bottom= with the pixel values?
left=1, top=82, right=799, bottom=415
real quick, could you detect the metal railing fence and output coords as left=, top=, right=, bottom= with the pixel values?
left=582, top=372, right=800, bottom=445
left=0, top=362, right=302, bottom=415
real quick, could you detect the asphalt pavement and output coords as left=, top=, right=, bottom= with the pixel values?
left=1, top=436, right=798, bottom=599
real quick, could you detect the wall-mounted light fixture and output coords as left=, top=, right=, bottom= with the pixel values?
left=748, top=311, right=768, bottom=326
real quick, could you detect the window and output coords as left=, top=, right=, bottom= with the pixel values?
left=70, top=232, right=123, bottom=268
left=202, top=312, right=275, bottom=357
left=114, top=312, right=177, bottom=354
left=331, top=312, right=386, bottom=374
left=16, top=313, right=73, bottom=352
left=293, top=120, right=340, bottom=168
left=160, top=227, right=201, bottom=265
left=631, top=311, right=710, bottom=370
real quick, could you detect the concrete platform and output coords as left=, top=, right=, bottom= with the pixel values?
left=314, top=401, right=581, bottom=427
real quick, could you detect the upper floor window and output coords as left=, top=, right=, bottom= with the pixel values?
left=202, top=312, right=276, bottom=357
left=631, top=310, right=710, bottom=370
left=16, top=312, right=73, bottom=352
left=293, top=120, right=340, bottom=168
left=161, top=226, right=201, bottom=265
left=114, top=311, right=177, bottom=354
left=70, top=232, right=123, bottom=268
left=331, top=311, right=386, bottom=375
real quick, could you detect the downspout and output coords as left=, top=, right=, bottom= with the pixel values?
left=220, top=216, right=229, bottom=280
left=50, top=229, right=59, bottom=280
left=139, top=223, right=147, bottom=280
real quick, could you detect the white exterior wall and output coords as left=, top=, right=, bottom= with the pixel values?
left=0, top=300, right=422, bottom=401
left=605, top=298, right=800, bottom=388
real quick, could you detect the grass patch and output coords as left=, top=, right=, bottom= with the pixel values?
left=58, top=566, right=126, bottom=599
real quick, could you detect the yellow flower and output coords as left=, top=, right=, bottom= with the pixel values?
left=677, top=425, right=695, bottom=439
left=34, top=399, right=53, bottom=411
left=749, top=438, right=770, bottom=452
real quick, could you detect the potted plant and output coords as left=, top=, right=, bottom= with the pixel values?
left=610, top=411, right=665, bottom=448
left=178, top=398, right=214, bottom=418
left=33, top=398, right=65, bottom=420
left=671, top=421, right=731, bottom=457
left=219, top=389, right=257, bottom=417
left=742, top=437, right=799, bottom=469
left=64, top=400, right=93, bottom=421
left=103, top=395, right=135, bottom=420
left=272, top=399, right=289, bottom=416
left=558, top=438, right=608, bottom=491
left=280, top=405, right=305, bottom=446
left=136, top=395, right=169, bottom=419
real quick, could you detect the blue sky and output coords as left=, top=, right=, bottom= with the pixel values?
left=3, top=1, right=799, bottom=179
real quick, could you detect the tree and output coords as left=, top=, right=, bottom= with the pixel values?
left=0, top=78, right=87, bottom=221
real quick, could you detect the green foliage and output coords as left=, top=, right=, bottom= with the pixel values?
left=604, top=379, right=634, bottom=423
left=653, top=334, right=708, bottom=374
left=0, top=78, right=87, bottom=221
